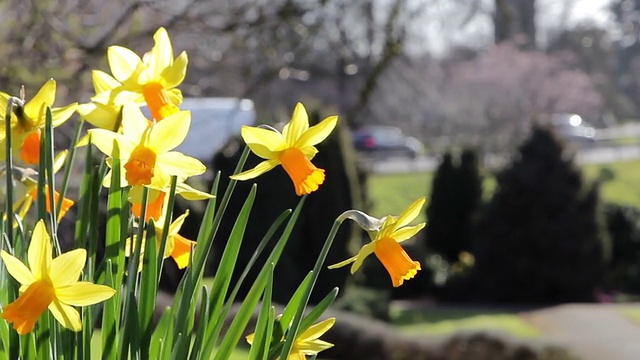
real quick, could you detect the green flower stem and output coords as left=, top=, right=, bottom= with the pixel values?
left=280, top=218, right=344, bottom=359
left=3, top=96, right=23, bottom=248
left=56, top=119, right=84, bottom=218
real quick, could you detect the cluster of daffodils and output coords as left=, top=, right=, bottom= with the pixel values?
left=0, top=26, right=427, bottom=359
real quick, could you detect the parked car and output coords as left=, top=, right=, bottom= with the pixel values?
left=351, top=125, right=423, bottom=159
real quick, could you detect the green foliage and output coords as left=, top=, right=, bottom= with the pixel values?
left=471, top=126, right=608, bottom=303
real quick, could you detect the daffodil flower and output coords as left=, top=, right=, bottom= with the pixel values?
left=88, top=104, right=206, bottom=191
left=230, top=103, right=338, bottom=196
left=1, top=220, right=116, bottom=334
left=247, top=317, right=335, bottom=360
left=126, top=210, right=196, bottom=270
left=128, top=181, right=213, bottom=222
left=90, top=27, right=186, bottom=123
left=329, top=197, right=426, bottom=287
left=2, top=151, right=75, bottom=223
left=0, top=79, right=77, bottom=164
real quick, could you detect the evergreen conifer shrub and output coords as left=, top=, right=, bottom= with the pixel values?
left=470, top=126, right=607, bottom=303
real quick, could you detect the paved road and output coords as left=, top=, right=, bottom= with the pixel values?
left=522, top=304, right=640, bottom=360
left=364, top=145, right=640, bottom=174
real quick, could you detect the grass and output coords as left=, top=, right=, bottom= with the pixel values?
left=368, top=160, right=640, bottom=220
left=390, top=306, right=540, bottom=338
left=618, top=306, right=640, bottom=325
left=583, top=160, right=640, bottom=206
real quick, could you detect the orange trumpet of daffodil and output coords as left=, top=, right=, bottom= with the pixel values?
left=126, top=210, right=196, bottom=270
left=230, top=103, right=338, bottom=196
left=2, top=151, right=75, bottom=224
left=0, top=79, right=77, bottom=164
left=1, top=220, right=115, bottom=334
left=329, top=197, right=426, bottom=287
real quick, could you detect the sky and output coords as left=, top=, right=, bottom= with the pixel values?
left=413, top=0, right=615, bottom=57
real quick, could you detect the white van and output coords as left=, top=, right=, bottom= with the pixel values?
left=172, top=98, right=256, bottom=161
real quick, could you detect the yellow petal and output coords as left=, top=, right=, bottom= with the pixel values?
left=92, top=70, right=121, bottom=94
left=167, top=210, right=189, bottom=236
left=1, top=251, right=35, bottom=286
left=78, top=102, right=120, bottom=130
left=24, top=79, right=56, bottom=120
left=295, top=115, right=338, bottom=149
left=48, top=299, right=82, bottom=332
left=53, top=150, right=68, bottom=173
left=327, top=255, right=358, bottom=269
left=55, top=282, right=116, bottom=306
left=50, top=103, right=78, bottom=128
left=167, top=88, right=183, bottom=105
left=300, top=146, right=318, bottom=160
left=349, top=242, right=376, bottom=274
left=229, top=159, right=280, bottom=180
left=156, top=152, right=206, bottom=177
left=175, top=182, right=214, bottom=200
left=147, top=166, right=172, bottom=190
left=28, top=220, right=52, bottom=280
left=108, top=45, right=142, bottom=83
left=297, top=318, right=335, bottom=342
left=49, top=249, right=86, bottom=287
left=148, top=110, right=191, bottom=153
left=122, top=104, right=151, bottom=141
left=392, top=223, right=426, bottom=243
left=283, top=102, right=309, bottom=146
left=146, top=27, right=173, bottom=80
left=88, top=129, right=136, bottom=158
left=161, top=51, right=188, bottom=89
left=393, top=197, right=426, bottom=231
left=240, top=126, right=285, bottom=155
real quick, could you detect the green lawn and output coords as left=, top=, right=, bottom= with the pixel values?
left=390, top=306, right=539, bottom=338
left=368, top=160, right=640, bottom=220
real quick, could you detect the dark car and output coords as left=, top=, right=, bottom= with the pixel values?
left=352, top=125, right=423, bottom=159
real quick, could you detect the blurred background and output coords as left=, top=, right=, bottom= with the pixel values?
left=7, top=0, right=640, bottom=359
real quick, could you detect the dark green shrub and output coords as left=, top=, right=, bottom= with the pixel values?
left=425, top=149, right=482, bottom=263
left=603, top=203, right=640, bottom=294
left=470, top=125, right=609, bottom=303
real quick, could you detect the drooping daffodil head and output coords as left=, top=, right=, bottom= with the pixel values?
left=125, top=210, right=195, bottom=270
left=5, top=151, right=74, bottom=224
left=230, top=102, right=338, bottom=196
left=329, top=197, right=426, bottom=287
left=0, top=79, right=77, bottom=164
left=1, top=220, right=115, bottom=334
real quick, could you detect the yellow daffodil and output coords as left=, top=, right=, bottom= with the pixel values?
left=0, top=79, right=77, bottom=164
left=91, top=27, right=186, bottom=122
left=126, top=210, right=195, bottom=270
left=230, top=103, right=338, bottom=196
left=329, top=197, right=426, bottom=287
left=1, top=220, right=115, bottom=334
left=247, top=317, right=335, bottom=360
left=88, top=104, right=206, bottom=191
left=77, top=70, right=135, bottom=131
left=3, top=151, right=74, bottom=223
left=128, top=181, right=213, bottom=222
